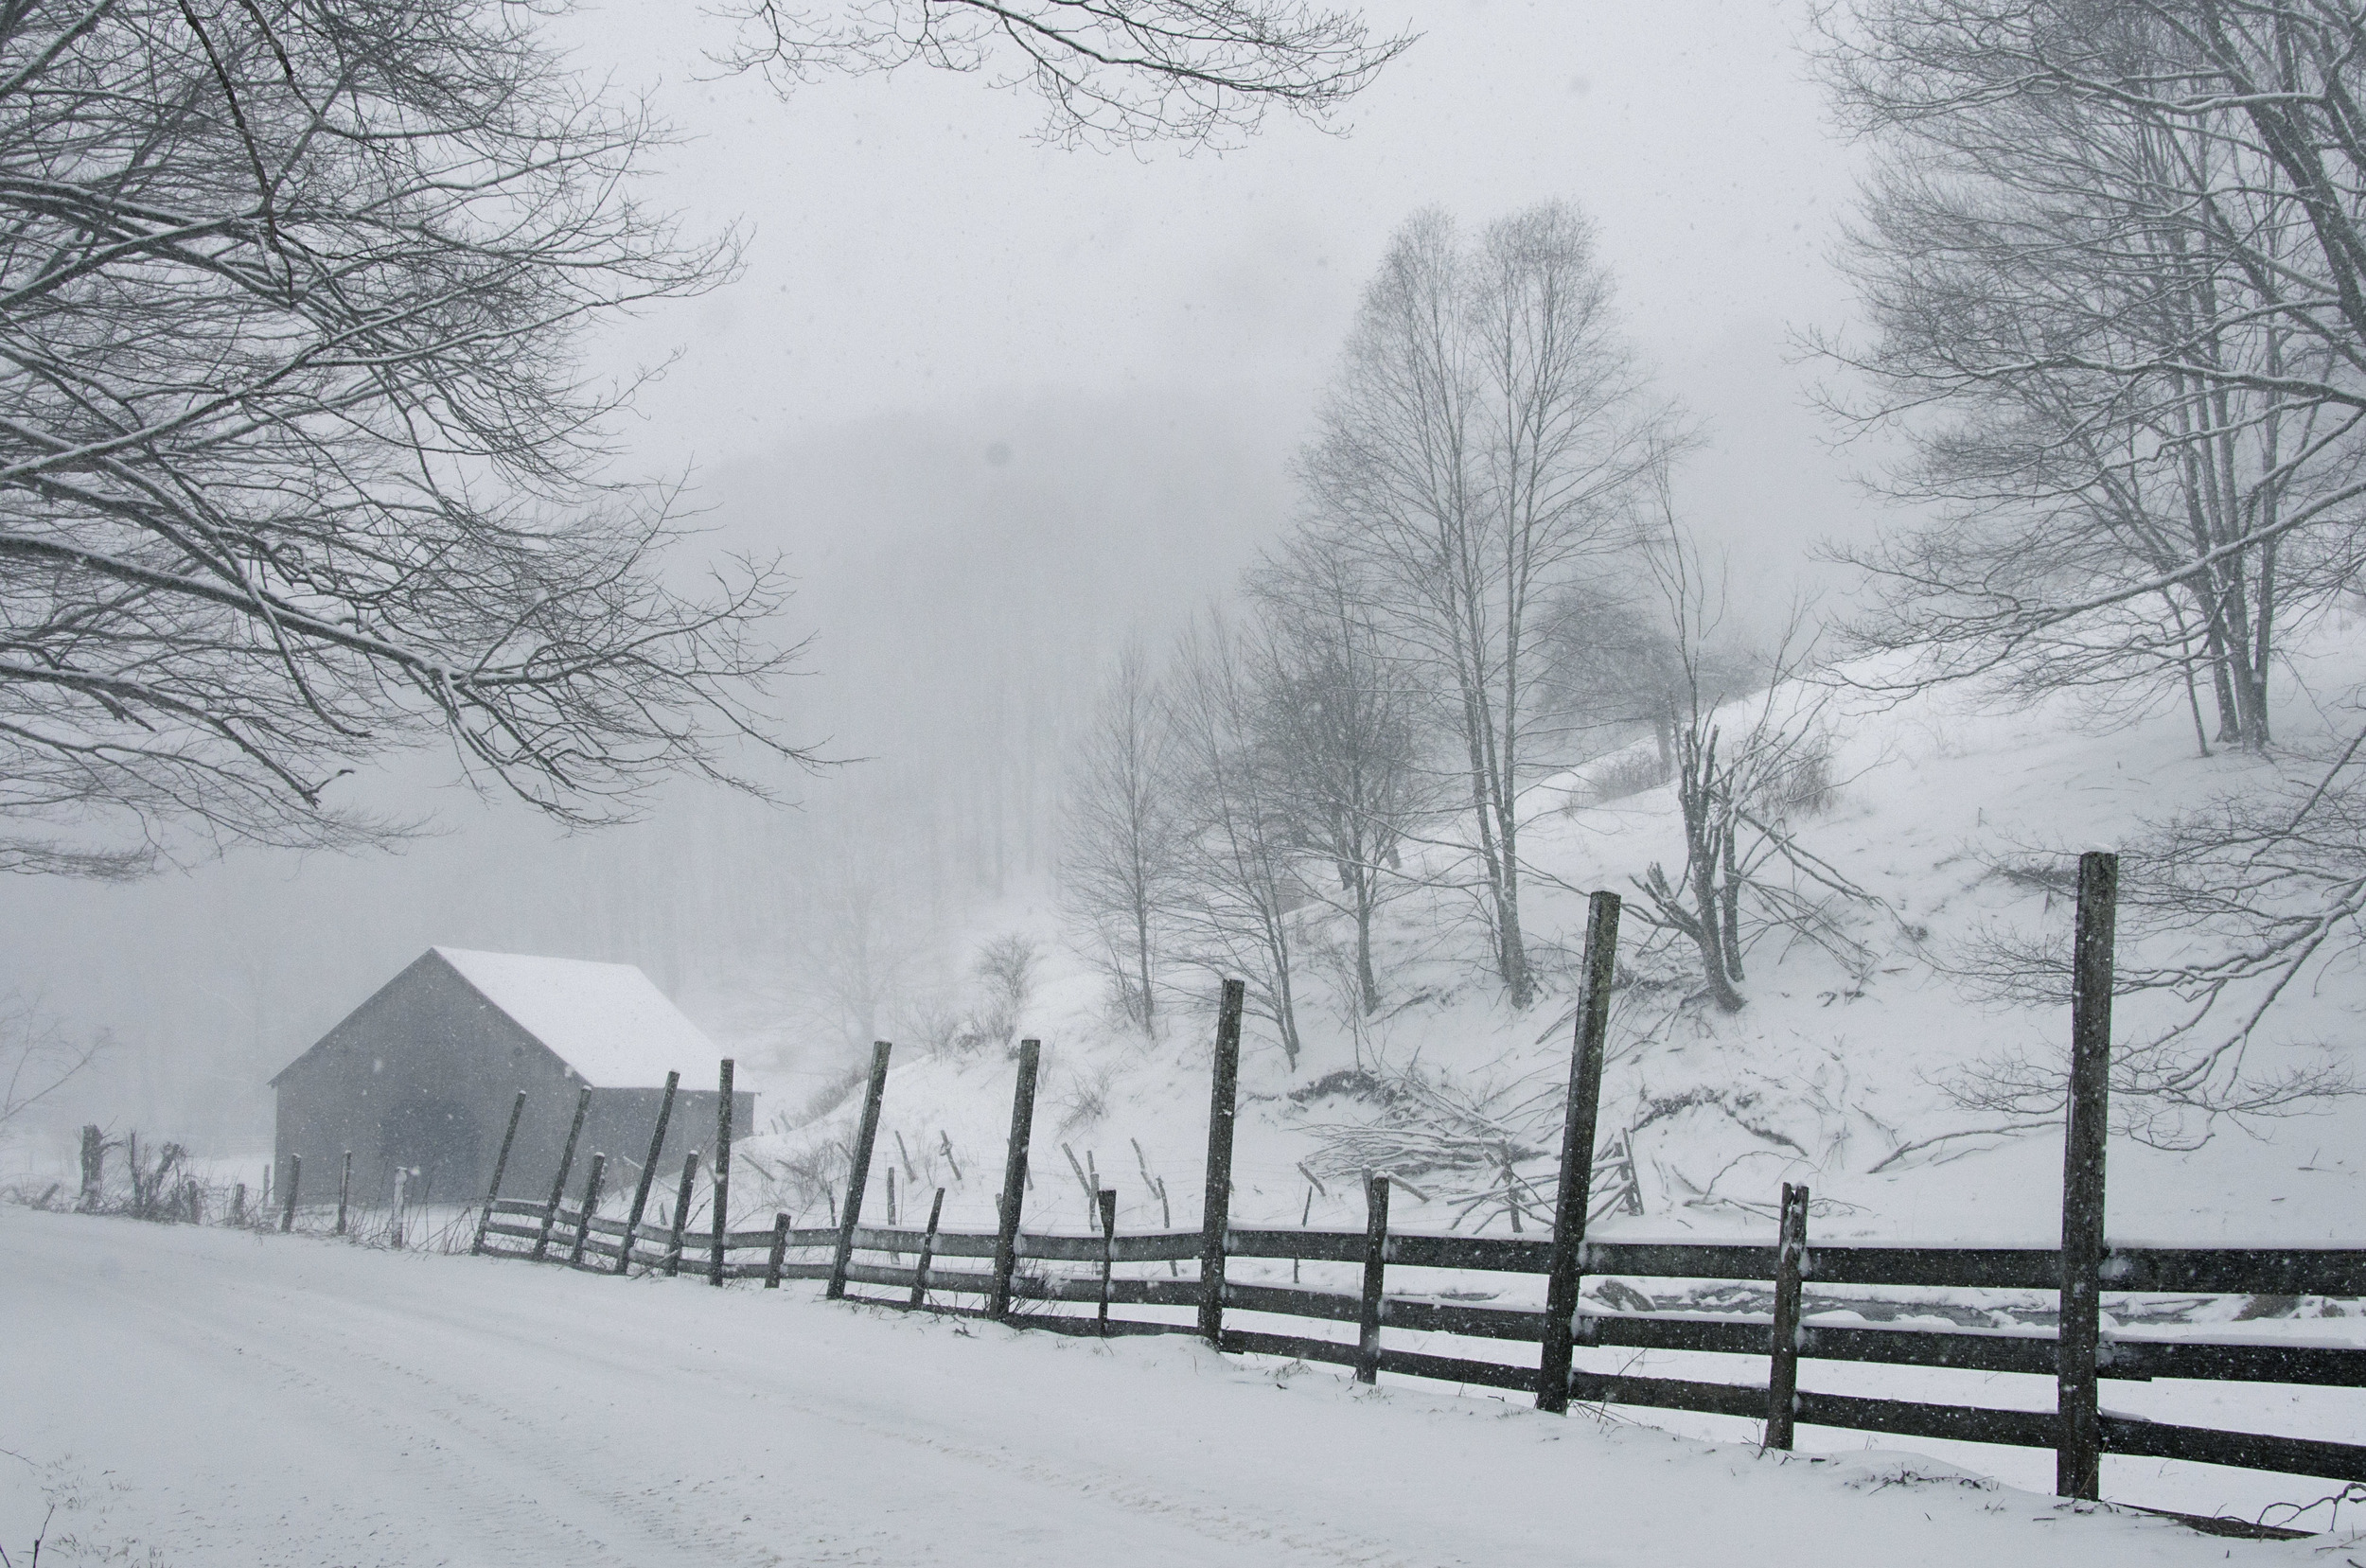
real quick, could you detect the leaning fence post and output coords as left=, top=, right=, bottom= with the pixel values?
left=710, top=1058, right=737, bottom=1286
left=989, top=1039, right=1043, bottom=1319
left=912, top=1187, right=945, bottom=1309
left=665, top=1150, right=700, bottom=1277
left=280, top=1154, right=301, bottom=1233
left=2057, top=849, right=2116, bottom=1501
left=471, top=1090, right=527, bottom=1256
left=766, top=1211, right=791, bottom=1288
left=1197, top=980, right=1245, bottom=1348
left=535, top=1084, right=594, bottom=1262
left=829, top=1040, right=895, bottom=1300
left=1539, top=890, right=1619, bottom=1413
left=618, top=1072, right=679, bottom=1275
left=336, top=1151, right=352, bottom=1236
left=1767, top=1181, right=1809, bottom=1450
left=568, top=1154, right=607, bottom=1268
left=1355, top=1172, right=1393, bottom=1384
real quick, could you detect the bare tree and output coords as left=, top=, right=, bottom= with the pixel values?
left=0, top=993, right=100, bottom=1138
left=1301, top=203, right=1677, bottom=1007
left=1164, top=611, right=1305, bottom=1066
left=717, top=0, right=1414, bottom=149
left=970, top=931, right=1042, bottom=1046
left=1061, top=642, right=1182, bottom=1028
left=1247, top=533, right=1424, bottom=1014
left=0, top=0, right=827, bottom=876
left=1626, top=523, right=1867, bottom=1013
left=1815, top=0, right=2366, bottom=744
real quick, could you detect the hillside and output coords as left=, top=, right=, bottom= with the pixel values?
left=743, top=620, right=2366, bottom=1256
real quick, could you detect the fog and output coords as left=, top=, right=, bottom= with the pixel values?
left=0, top=0, right=1881, bottom=1148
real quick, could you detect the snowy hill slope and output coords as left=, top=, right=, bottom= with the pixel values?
left=743, top=620, right=2366, bottom=1255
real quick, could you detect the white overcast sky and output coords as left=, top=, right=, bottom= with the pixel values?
left=567, top=0, right=1869, bottom=541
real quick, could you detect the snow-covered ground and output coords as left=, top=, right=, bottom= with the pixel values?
left=6, top=1207, right=2354, bottom=1566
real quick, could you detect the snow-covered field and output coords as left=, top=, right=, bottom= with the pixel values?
left=3, top=1207, right=2357, bottom=1566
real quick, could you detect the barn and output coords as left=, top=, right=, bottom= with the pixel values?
left=270, top=947, right=752, bottom=1210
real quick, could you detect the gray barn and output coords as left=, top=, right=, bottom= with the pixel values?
left=270, top=947, right=751, bottom=1210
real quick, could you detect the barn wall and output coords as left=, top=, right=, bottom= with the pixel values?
left=274, top=954, right=574, bottom=1207
left=574, top=1088, right=758, bottom=1214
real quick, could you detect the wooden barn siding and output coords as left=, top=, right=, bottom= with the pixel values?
left=274, top=956, right=570, bottom=1204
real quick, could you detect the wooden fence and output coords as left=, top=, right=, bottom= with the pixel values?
left=471, top=856, right=2366, bottom=1513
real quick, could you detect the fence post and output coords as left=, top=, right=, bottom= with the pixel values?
left=618, top=1072, right=679, bottom=1275
left=280, top=1154, right=301, bottom=1233
left=535, top=1085, right=594, bottom=1262
left=2057, top=849, right=2116, bottom=1501
left=568, top=1154, right=607, bottom=1268
left=710, top=1058, right=736, bottom=1287
left=1097, top=1188, right=1119, bottom=1333
left=233, top=1180, right=245, bottom=1227
left=1767, top=1181, right=1809, bottom=1450
left=828, top=1040, right=894, bottom=1300
left=665, top=1150, right=700, bottom=1277
left=1356, top=1172, right=1392, bottom=1385
left=390, top=1169, right=408, bottom=1249
left=1197, top=979, right=1245, bottom=1348
left=913, top=1188, right=946, bottom=1309
left=989, top=1038, right=1043, bottom=1319
left=1539, top=890, right=1619, bottom=1412
left=79, top=1124, right=101, bottom=1211
left=336, top=1151, right=352, bottom=1236
left=766, top=1211, right=791, bottom=1288
left=471, top=1090, right=527, bottom=1256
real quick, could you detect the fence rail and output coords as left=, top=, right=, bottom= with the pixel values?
left=457, top=870, right=2366, bottom=1516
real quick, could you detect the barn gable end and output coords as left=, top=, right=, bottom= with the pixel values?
left=270, top=950, right=750, bottom=1216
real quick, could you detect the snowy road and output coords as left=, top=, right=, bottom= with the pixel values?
left=0, top=1209, right=2327, bottom=1566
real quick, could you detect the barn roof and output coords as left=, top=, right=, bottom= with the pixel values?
left=427, top=947, right=718, bottom=1088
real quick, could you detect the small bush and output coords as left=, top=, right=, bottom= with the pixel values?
left=1761, top=743, right=1835, bottom=818
left=1579, top=749, right=1669, bottom=807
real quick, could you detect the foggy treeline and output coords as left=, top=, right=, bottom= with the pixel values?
left=9, top=0, right=2366, bottom=1157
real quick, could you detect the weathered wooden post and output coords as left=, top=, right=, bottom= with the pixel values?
left=618, top=1072, right=679, bottom=1275
left=1197, top=980, right=1245, bottom=1348
left=1767, top=1181, right=1809, bottom=1450
left=1097, top=1188, right=1119, bottom=1333
left=765, top=1211, right=791, bottom=1288
left=470, top=1090, right=527, bottom=1256
left=1538, top=890, right=1619, bottom=1413
left=665, top=1150, right=700, bottom=1277
left=390, top=1168, right=408, bottom=1249
left=830, top=1041, right=895, bottom=1300
left=1356, top=1173, right=1392, bottom=1384
left=912, top=1188, right=946, bottom=1309
left=335, top=1150, right=353, bottom=1237
left=2057, top=849, right=2116, bottom=1501
left=710, top=1058, right=736, bottom=1287
left=280, top=1154, right=301, bottom=1233
left=568, top=1154, right=608, bottom=1267
left=989, top=1039, right=1043, bottom=1319
left=232, top=1179, right=245, bottom=1227
left=534, top=1085, right=594, bottom=1262
left=185, top=1181, right=203, bottom=1225
left=78, top=1124, right=102, bottom=1211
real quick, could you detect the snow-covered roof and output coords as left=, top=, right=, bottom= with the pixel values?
left=432, top=947, right=717, bottom=1088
